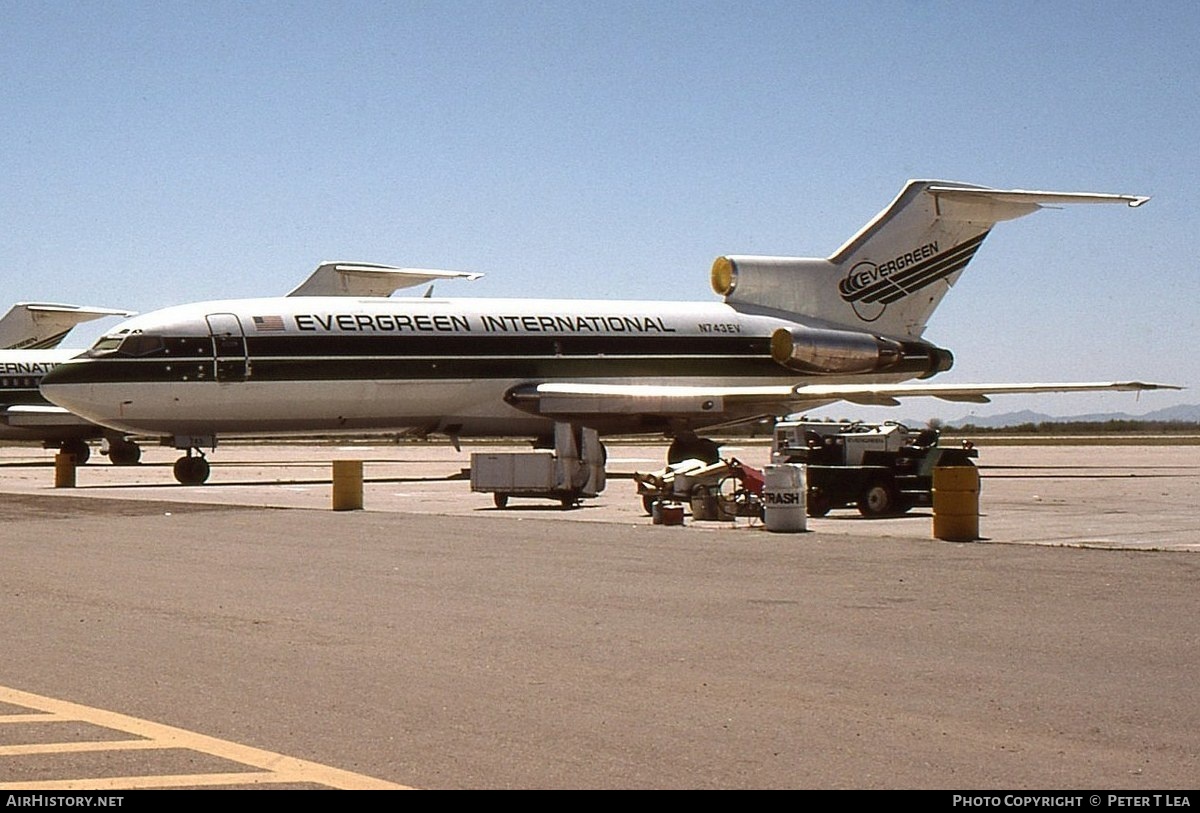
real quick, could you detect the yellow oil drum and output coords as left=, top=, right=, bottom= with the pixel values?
left=332, top=460, right=364, bottom=511
left=54, top=453, right=77, bottom=488
left=932, top=466, right=980, bottom=541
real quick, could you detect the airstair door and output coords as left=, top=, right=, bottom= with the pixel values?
left=206, top=313, right=249, bottom=382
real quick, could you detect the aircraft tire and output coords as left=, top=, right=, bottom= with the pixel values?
left=61, top=439, right=90, bottom=465
left=107, top=440, right=141, bottom=466
left=493, top=493, right=509, bottom=509
left=173, top=456, right=210, bottom=486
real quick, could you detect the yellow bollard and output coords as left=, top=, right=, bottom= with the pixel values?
left=932, top=465, right=980, bottom=541
left=54, top=453, right=77, bottom=488
left=331, top=460, right=364, bottom=510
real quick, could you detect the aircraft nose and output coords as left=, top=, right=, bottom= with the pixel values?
left=40, top=360, right=99, bottom=413
left=41, top=359, right=79, bottom=391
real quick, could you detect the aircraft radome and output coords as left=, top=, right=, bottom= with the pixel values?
left=3, top=263, right=465, bottom=465
left=40, top=180, right=1178, bottom=485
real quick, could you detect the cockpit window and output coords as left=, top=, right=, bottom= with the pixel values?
left=119, top=334, right=166, bottom=356
left=89, top=332, right=127, bottom=355
left=88, top=330, right=165, bottom=358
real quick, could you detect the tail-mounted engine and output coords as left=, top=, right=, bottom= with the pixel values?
left=770, top=326, right=953, bottom=379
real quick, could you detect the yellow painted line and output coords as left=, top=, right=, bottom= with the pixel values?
left=0, top=741, right=161, bottom=757
left=2, top=772, right=282, bottom=791
left=0, top=714, right=57, bottom=724
left=0, top=686, right=411, bottom=790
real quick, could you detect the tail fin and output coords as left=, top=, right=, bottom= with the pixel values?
left=711, top=180, right=1147, bottom=339
left=0, top=303, right=134, bottom=350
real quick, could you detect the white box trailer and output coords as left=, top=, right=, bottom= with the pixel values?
left=470, top=423, right=606, bottom=509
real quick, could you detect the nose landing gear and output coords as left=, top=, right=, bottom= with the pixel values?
left=169, top=436, right=216, bottom=485
left=173, top=451, right=211, bottom=485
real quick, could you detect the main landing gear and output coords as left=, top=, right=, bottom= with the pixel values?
left=56, top=436, right=143, bottom=466
left=58, top=439, right=91, bottom=465
left=103, top=436, right=142, bottom=466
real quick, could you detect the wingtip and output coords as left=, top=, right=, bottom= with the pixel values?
left=1123, top=381, right=1183, bottom=391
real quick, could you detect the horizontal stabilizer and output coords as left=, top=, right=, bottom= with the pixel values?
left=22, top=303, right=134, bottom=317
left=0, top=303, right=135, bottom=350
left=926, top=185, right=1149, bottom=210
left=287, top=262, right=483, bottom=297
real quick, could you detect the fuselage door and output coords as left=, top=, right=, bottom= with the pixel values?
left=205, top=313, right=249, bottom=382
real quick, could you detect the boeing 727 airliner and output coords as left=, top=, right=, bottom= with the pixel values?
left=40, top=180, right=1175, bottom=484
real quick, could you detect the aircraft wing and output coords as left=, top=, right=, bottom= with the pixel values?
left=517, top=380, right=1181, bottom=417
left=1, top=404, right=98, bottom=427
left=785, top=381, right=1180, bottom=407
left=287, top=262, right=483, bottom=297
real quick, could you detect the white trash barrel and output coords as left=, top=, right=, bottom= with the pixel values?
left=763, top=464, right=807, bottom=533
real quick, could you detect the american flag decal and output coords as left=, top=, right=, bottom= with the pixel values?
left=252, top=315, right=285, bottom=332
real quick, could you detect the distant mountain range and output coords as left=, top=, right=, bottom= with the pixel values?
left=943, top=403, right=1200, bottom=428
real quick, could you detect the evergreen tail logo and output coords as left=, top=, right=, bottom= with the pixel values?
left=838, top=233, right=989, bottom=322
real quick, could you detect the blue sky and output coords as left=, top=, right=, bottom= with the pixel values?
left=2, top=1, right=1196, bottom=419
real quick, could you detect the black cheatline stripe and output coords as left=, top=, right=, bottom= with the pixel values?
left=849, top=232, right=990, bottom=303
left=250, top=355, right=781, bottom=381
left=49, top=353, right=787, bottom=384
left=243, top=333, right=765, bottom=358
left=88, top=332, right=772, bottom=361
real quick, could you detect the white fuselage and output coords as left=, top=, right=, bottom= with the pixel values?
left=39, top=295, right=924, bottom=441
